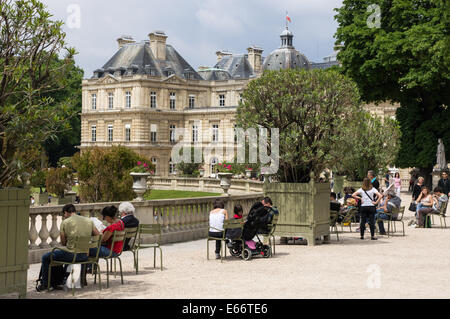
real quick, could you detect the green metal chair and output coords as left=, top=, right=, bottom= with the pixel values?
left=98, top=230, right=126, bottom=288
left=330, top=210, right=340, bottom=241
left=207, top=224, right=229, bottom=263
left=425, top=201, right=448, bottom=228
left=376, top=206, right=405, bottom=237
left=339, top=207, right=358, bottom=232
left=123, top=226, right=139, bottom=270
left=259, top=214, right=279, bottom=254
left=48, top=235, right=102, bottom=296
left=133, top=224, right=163, bottom=273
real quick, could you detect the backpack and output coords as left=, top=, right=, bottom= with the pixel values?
left=36, top=265, right=69, bottom=291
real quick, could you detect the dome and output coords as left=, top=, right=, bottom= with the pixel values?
left=262, top=28, right=311, bottom=71
left=262, top=48, right=311, bottom=71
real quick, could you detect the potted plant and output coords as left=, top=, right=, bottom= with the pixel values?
left=245, top=167, right=253, bottom=178
left=30, top=169, right=48, bottom=205
left=237, top=68, right=362, bottom=245
left=198, top=166, right=205, bottom=177
left=130, top=161, right=154, bottom=201
left=216, top=163, right=234, bottom=195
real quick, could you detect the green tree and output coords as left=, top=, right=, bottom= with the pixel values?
left=237, top=68, right=362, bottom=183
left=45, top=167, right=73, bottom=198
left=335, top=0, right=450, bottom=183
left=0, top=0, right=77, bottom=186
left=72, top=146, right=153, bottom=202
left=43, top=62, right=84, bottom=167
left=333, top=110, right=401, bottom=181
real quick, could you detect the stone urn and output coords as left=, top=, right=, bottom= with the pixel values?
left=199, top=168, right=205, bottom=177
left=245, top=169, right=252, bottom=178
left=130, top=172, right=150, bottom=201
left=218, top=173, right=233, bottom=196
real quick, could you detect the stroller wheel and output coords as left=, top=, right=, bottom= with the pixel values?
left=229, top=247, right=241, bottom=258
left=242, top=248, right=252, bottom=261
left=262, top=245, right=271, bottom=258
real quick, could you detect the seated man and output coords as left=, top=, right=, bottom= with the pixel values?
left=417, top=187, right=449, bottom=228
left=119, top=201, right=139, bottom=251
left=375, top=190, right=401, bottom=235
left=330, top=192, right=341, bottom=212
left=36, top=204, right=99, bottom=292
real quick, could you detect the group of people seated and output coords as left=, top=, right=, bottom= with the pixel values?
left=413, top=186, right=448, bottom=228
left=36, top=202, right=139, bottom=292
left=330, top=176, right=403, bottom=239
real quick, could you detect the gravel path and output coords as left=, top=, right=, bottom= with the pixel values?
left=16, top=192, right=450, bottom=299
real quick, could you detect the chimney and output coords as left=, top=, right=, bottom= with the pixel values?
left=117, top=35, right=135, bottom=49
left=247, top=46, right=263, bottom=74
left=149, top=31, right=168, bottom=61
left=216, top=50, right=232, bottom=63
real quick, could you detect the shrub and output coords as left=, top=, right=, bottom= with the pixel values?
left=45, top=167, right=73, bottom=198
left=30, top=169, right=47, bottom=194
left=72, top=146, right=153, bottom=202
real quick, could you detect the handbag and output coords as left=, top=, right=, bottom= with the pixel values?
left=408, top=202, right=417, bottom=212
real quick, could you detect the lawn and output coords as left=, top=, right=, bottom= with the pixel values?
left=144, top=189, right=221, bottom=200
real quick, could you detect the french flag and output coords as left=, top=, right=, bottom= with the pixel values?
left=286, top=14, right=292, bottom=23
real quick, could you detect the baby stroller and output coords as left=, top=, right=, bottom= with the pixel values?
left=226, top=202, right=274, bottom=261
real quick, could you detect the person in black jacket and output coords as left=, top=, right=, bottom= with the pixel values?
left=118, top=202, right=140, bottom=251
left=438, top=171, right=450, bottom=197
left=368, top=170, right=380, bottom=191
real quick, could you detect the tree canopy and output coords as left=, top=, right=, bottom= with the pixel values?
left=334, top=0, right=450, bottom=179
left=0, top=0, right=78, bottom=186
left=237, top=68, right=362, bottom=183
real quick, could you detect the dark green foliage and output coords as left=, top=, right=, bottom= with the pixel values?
left=335, top=0, right=450, bottom=179
left=237, top=68, right=361, bottom=183
left=0, top=0, right=78, bottom=186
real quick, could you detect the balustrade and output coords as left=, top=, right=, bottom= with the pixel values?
left=27, top=193, right=263, bottom=263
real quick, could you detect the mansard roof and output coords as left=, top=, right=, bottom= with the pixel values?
left=92, top=42, right=203, bottom=80
left=213, top=54, right=255, bottom=79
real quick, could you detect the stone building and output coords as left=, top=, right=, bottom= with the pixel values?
left=81, top=28, right=399, bottom=177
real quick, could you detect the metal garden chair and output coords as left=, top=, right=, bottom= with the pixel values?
left=48, top=235, right=102, bottom=296
left=133, top=224, right=163, bottom=273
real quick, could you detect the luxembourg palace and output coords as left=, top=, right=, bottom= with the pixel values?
left=80, top=28, right=399, bottom=177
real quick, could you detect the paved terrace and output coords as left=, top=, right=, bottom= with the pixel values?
left=18, top=193, right=450, bottom=299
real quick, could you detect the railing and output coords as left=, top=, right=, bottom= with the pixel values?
left=28, top=193, right=263, bottom=264
left=149, top=176, right=264, bottom=194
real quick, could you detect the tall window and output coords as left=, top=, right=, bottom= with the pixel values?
left=192, top=125, right=198, bottom=143
left=239, top=93, right=243, bottom=104
left=169, top=158, right=175, bottom=174
left=219, top=94, right=225, bottom=107
left=211, top=157, right=218, bottom=174
left=170, top=92, right=176, bottom=110
left=125, top=124, right=131, bottom=142
left=212, top=124, right=219, bottom=143
left=91, top=93, right=97, bottom=110
left=151, top=157, right=158, bottom=174
left=125, top=91, right=131, bottom=108
left=107, top=125, right=114, bottom=142
left=150, top=124, right=157, bottom=142
left=150, top=91, right=157, bottom=109
left=91, top=125, right=97, bottom=142
left=108, top=93, right=114, bottom=109
left=234, top=124, right=238, bottom=143
left=189, top=95, right=195, bottom=109
left=170, top=125, right=176, bottom=143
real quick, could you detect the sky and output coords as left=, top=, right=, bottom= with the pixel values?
left=41, top=0, right=344, bottom=78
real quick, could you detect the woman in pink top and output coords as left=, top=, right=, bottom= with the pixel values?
left=394, top=172, right=402, bottom=197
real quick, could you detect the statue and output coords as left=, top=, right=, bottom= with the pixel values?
left=436, top=138, right=447, bottom=171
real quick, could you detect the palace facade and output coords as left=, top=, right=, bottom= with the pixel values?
left=80, top=29, right=398, bottom=177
